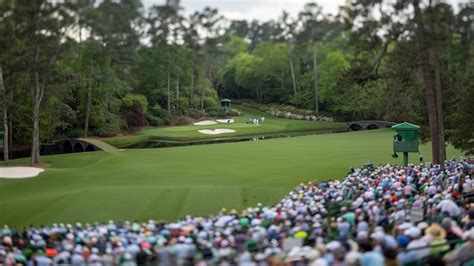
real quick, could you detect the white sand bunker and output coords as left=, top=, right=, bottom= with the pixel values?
left=194, top=120, right=217, bottom=126
left=0, top=167, right=44, bottom=179
left=216, top=119, right=234, bottom=124
left=198, top=129, right=236, bottom=135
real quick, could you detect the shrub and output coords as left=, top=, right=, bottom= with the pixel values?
left=205, top=106, right=242, bottom=118
left=65, top=128, right=83, bottom=138
left=154, top=109, right=172, bottom=125
left=206, top=108, right=227, bottom=118
left=121, top=103, right=149, bottom=129
left=146, top=113, right=164, bottom=127
left=122, top=94, right=149, bottom=114
left=241, top=102, right=335, bottom=122
left=226, top=108, right=242, bottom=117
left=172, top=116, right=193, bottom=126
left=93, top=122, right=122, bottom=137
left=172, top=98, right=190, bottom=116
left=187, top=109, right=207, bottom=119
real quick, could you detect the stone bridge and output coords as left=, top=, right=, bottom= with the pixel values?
left=347, top=120, right=396, bottom=131
left=0, top=139, right=116, bottom=160
left=54, top=139, right=104, bottom=154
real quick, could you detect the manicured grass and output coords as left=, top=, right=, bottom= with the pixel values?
left=0, top=129, right=463, bottom=226
left=103, top=105, right=346, bottom=148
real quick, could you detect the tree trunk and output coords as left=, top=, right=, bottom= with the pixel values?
left=289, top=55, right=297, bottom=96
left=31, top=88, right=41, bottom=165
left=313, top=46, right=319, bottom=114
left=432, top=47, right=446, bottom=164
left=9, top=112, right=12, bottom=159
left=373, top=39, right=391, bottom=75
left=167, top=70, right=171, bottom=112
left=31, top=46, right=43, bottom=165
left=200, top=84, right=205, bottom=111
left=78, top=25, right=84, bottom=88
left=190, top=66, right=195, bottom=108
left=0, top=66, right=9, bottom=165
left=176, top=76, right=179, bottom=99
left=8, top=86, right=12, bottom=158
left=413, top=0, right=441, bottom=164
left=462, top=26, right=471, bottom=78
left=84, top=56, right=93, bottom=137
left=255, top=87, right=262, bottom=103
left=280, top=77, right=285, bottom=94
left=427, top=3, right=447, bottom=165
left=201, top=62, right=208, bottom=111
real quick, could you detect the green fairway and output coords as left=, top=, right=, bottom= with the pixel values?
left=0, top=129, right=463, bottom=226
left=103, top=105, right=346, bottom=148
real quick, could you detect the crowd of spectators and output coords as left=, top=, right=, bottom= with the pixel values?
left=1, top=158, right=474, bottom=266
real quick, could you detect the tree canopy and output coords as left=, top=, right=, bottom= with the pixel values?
left=0, top=0, right=472, bottom=164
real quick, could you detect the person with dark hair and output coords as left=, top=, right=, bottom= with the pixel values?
left=135, top=247, right=148, bottom=265
left=359, top=241, right=384, bottom=266
left=394, top=134, right=402, bottom=141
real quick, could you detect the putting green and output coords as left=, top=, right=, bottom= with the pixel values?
left=103, top=105, right=346, bottom=148
left=0, top=129, right=463, bottom=226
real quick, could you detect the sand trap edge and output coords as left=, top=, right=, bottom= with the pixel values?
left=0, top=167, right=45, bottom=179
left=198, top=129, right=237, bottom=135
left=193, top=120, right=218, bottom=126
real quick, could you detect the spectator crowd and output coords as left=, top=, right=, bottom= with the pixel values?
left=1, top=158, right=474, bottom=266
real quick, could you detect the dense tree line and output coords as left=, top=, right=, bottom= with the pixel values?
left=0, top=0, right=472, bottom=165
left=218, top=1, right=474, bottom=159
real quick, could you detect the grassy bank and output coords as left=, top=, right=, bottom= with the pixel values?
left=103, top=105, right=346, bottom=148
left=0, top=129, right=463, bottom=226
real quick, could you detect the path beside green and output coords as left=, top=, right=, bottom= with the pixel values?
left=78, top=138, right=119, bottom=152
left=103, top=105, right=346, bottom=148
left=0, top=129, right=463, bottom=226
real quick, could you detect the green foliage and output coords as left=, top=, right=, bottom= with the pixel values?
left=288, top=89, right=315, bottom=110
left=233, top=53, right=265, bottom=101
left=172, top=98, right=190, bottom=115
left=91, top=105, right=123, bottom=137
left=219, top=39, right=355, bottom=108
left=151, top=109, right=172, bottom=126
left=206, top=107, right=242, bottom=118
left=122, top=94, right=149, bottom=114
left=201, top=78, right=219, bottom=109
left=0, top=0, right=471, bottom=156
left=449, top=75, right=474, bottom=155
left=381, top=40, right=426, bottom=125
left=219, top=34, right=249, bottom=58
left=334, top=79, right=387, bottom=120
left=318, top=51, right=351, bottom=105
left=94, top=122, right=123, bottom=138
left=241, top=102, right=332, bottom=121
left=171, top=116, right=194, bottom=126
left=145, top=113, right=164, bottom=127
left=206, top=108, right=228, bottom=118
left=41, top=96, right=77, bottom=142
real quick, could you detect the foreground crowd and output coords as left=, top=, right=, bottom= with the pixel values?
left=1, top=158, right=474, bottom=266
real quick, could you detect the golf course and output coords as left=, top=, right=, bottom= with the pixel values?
left=104, top=105, right=346, bottom=148
left=3, top=1, right=474, bottom=263
left=0, top=127, right=463, bottom=226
